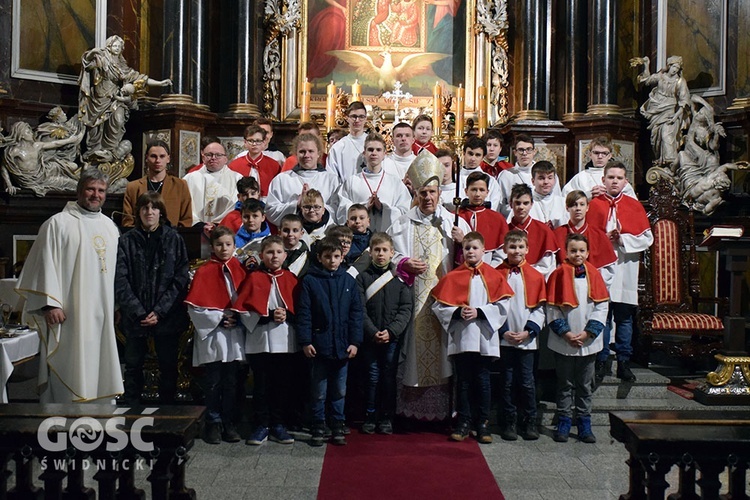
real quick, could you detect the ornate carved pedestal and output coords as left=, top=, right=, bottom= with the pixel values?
left=694, top=237, right=750, bottom=405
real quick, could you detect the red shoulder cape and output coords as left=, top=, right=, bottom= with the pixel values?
left=496, top=260, right=546, bottom=308
left=508, top=217, right=559, bottom=265
left=458, top=206, right=509, bottom=251
left=412, top=141, right=438, bottom=155
left=233, top=268, right=298, bottom=315
left=228, top=154, right=281, bottom=197
left=185, top=257, right=247, bottom=310
left=431, top=262, right=514, bottom=306
left=554, top=222, right=618, bottom=268
left=546, top=261, right=609, bottom=307
left=588, top=193, right=650, bottom=236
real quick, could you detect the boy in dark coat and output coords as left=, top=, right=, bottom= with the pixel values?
left=297, top=237, right=364, bottom=446
left=356, top=232, right=413, bottom=435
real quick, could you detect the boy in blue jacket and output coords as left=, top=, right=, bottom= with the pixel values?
left=297, top=237, right=364, bottom=446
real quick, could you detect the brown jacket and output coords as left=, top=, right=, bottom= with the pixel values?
left=122, top=175, right=193, bottom=227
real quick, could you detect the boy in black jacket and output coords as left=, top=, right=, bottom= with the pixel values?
left=297, top=237, right=364, bottom=446
left=356, top=232, right=413, bottom=434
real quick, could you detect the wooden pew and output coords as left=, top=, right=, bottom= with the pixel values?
left=0, top=403, right=204, bottom=500
left=609, top=410, right=750, bottom=500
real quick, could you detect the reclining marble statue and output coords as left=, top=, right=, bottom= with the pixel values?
left=0, top=35, right=170, bottom=196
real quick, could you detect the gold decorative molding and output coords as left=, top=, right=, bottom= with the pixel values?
left=227, top=103, right=261, bottom=115
left=706, top=354, right=750, bottom=386
left=515, top=110, right=548, bottom=121
left=158, top=94, right=195, bottom=106
left=586, top=104, right=622, bottom=116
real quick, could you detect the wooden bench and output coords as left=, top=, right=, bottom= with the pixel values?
left=0, top=403, right=205, bottom=500
left=609, top=410, right=750, bottom=500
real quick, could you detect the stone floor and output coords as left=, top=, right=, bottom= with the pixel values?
left=5, top=365, right=748, bottom=499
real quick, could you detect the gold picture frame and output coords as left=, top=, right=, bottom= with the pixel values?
left=274, top=0, right=488, bottom=120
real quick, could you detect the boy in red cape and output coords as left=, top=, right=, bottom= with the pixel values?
left=228, top=125, right=282, bottom=200
left=234, top=235, right=299, bottom=446
left=457, top=171, right=509, bottom=266
left=554, top=190, right=617, bottom=288
left=431, top=232, right=513, bottom=444
left=507, top=183, right=559, bottom=280
left=185, top=226, right=247, bottom=444
left=546, top=233, right=609, bottom=444
left=495, top=230, right=547, bottom=441
left=411, top=114, right=438, bottom=155
left=587, top=161, right=653, bottom=383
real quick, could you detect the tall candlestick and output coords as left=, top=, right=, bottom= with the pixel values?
left=326, top=81, right=337, bottom=131
left=351, top=79, right=362, bottom=103
left=300, top=78, right=312, bottom=123
left=455, top=84, right=465, bottom=137
left=433, top=81, right=443, bottom=134
left=477, top=85, right=488, bottom=135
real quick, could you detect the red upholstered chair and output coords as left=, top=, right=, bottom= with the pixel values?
left=638, top=179, right=727, bottom=366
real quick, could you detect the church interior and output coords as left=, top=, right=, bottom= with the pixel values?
left=0, top=0, right=749, bottom=498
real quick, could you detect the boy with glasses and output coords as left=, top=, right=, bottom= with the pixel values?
left=229, top=124, right=282, bottom=200
left=327, top=102, right=368, bottom=182
left=497, top=134, right=562, bottom=217
left=562, top=136, right=636, bottom=200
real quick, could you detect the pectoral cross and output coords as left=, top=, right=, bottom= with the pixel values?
left=93, top=236, right=107, bottom=273
left=383, top=81, right=413, bottom=122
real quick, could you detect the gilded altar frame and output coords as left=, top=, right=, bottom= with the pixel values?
left=264, top=0, right=500, bottom=122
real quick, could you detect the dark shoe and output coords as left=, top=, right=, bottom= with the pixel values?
left=595, top=361, right=607, bottom=384
left=617, top=360, right=637, bottom=382
left=450, top=421, right=470, bottom=442
left=476, top=421, right=493, bottom=444
left=553, top=416, right=572, bottom=443
left=342, top=423, right=351, bottom=435
left=377, top=419, right=393, bottom=435
left=361, top=412, right=377, bottom=434
left=245, top=425, right=269, bottom=446
left=576, top=416, right=596, bottom=443
left=310, top=422, right=326, bottom=447
left=323, top=424, right=332, bottom=438
left=222, top=422, right=241, bottom=443
left=203, top=422, right=222, bottom=445
left=269, top=424, right=295, bottom=444
left=331, top=420, right=347, bottom=445
left=500, top=421, right=518, bottom=441
left=520, top=419, right=539, bottom=441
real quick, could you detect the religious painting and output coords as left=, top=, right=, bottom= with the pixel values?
left=302, top=0, right=473, bottom=108
left=11, top=0, right=107, bottom=85
left=179, top=131, right=201, bottom=178
left=12, top=235, right=36, bottom=271
left=658, top=0, right=726, bottom=96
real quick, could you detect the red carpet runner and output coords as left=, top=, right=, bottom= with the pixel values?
left=318, top=431, right=505, bottom=500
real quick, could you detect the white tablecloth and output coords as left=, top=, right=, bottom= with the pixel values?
left=0, top=329, right=40, bottom=403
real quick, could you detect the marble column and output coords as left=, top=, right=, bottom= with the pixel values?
left=586, top=0, right=620, bottom=115
left=0, top=0, right=11, bottom=95
left=560, top=0, right=587, bottom=120
left=228, top=0, right=259, bottom=115
left=190, top=0, right=209, bottom=108
left=515, top=0, right=550, bottom=120
left=161, top=0, right=193, bottom=105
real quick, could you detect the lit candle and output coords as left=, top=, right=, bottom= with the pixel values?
left=326, top=81, right=337, bottom=131
left=477, top=85, right=488, bottom=135
left=300, top=78, right=312, bottom=123
left=455, top=84, right=465, bottom=137
left=351, top=79, right=362, bottom=103
left=433, top=81, right=443, bottom=133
